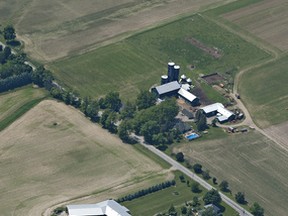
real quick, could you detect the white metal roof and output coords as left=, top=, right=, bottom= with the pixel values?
left=202, top=103, right=234, bottom=119
left=178, top=88, right=198, bottom=102
left=67, top=200, right=130, bottom=216
left=201, top=103, right=223, bottom=114
left=181, top=83, right=191, bottom=91
left=155, top=81, right=181, bottom=95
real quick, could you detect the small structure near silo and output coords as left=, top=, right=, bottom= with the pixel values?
left=201, top=103, right=235, bottom=123
left=178, top=88, right=200, bottom=106
left=180, top=74, right=187, bottom=83
left=66, top=200, right=131, bottom=216
left=161, top=75, right=168, bottom=85
left=152, top=81, right=181, bottom=98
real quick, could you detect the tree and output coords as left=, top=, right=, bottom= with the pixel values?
left=4, top=25, right=16, bottom=41
left=181, top=206, right=187, bottom=214
left=120, top=101, right=136, bottom=119
left=192, top=196, right=200, bottom=207
left=179, top=174, right=185, bottom=182
left=140, top=120, right=160, bottom=143
left=136, top=90, right=156, bottom=110
left=203, top=189, right=222, bottom=205
left=103, top=91, right=122, bottom=112
left=250, top=202, right=264, bottom=216
left=3, top=46, right=11, bottom=60
left=202, top=170, right=211, bottom=180
left=219, top=180, right=229, bottom=192
left=168, top=204, right=177, bottom=216
left=201, top=207, right=218, bottom=216
left=191, top=182, right=201, bottom=193
left=193, top=163, right=203, bottom=174
left=235, top=192, right=246, bottom=204
left=212, top=177, right=217, bottom=185
left=176, top=152, right=185, bottom=162
left=197, top=114, right=207, bottom=131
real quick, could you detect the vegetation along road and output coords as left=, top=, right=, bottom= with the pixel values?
left=139, top=140, right=252, bottom=216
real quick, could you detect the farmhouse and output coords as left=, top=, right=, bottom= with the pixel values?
left=67, top=200, right=131, bottom=216
left=201, top=103, right=235, bottom=123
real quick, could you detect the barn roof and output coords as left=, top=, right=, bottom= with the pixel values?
left=67, top=200, right=131, bottom=216
left=201, top=103, right=234, bottom=119
left=155, top=81, right=181, bottom=95
left=178, top=88, right=198, bottom=102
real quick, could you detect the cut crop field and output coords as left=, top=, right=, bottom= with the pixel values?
left=239, top=55, right=288, bottom=128
left=223, top=0, right=288, bottom=51
left=0, top=100, right=169, bottom=216
left=0, top=85, right=48, bottom=131
left=173, top=131, right=288, bottom=216
left=50, top=14, right=270, bottom=100
left=1, top=0, right=228, bottom=62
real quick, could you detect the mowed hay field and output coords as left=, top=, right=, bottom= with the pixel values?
left=50, top=14, right=270, bottom=99
left=0, top=100, right=169, bottom=216
left=1, top=0, right=228, bottom=62
left=173, top=131, right=288, bottom=216
left=0, top=86, right=48, bottom=131
left=224, top=0, right=288, bottom=51
left=239, top=55, right=288, bottom=128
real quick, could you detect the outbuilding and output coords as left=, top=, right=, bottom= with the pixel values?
left=178, top=88, right=199, bottom=106
left=67, top=200, right=131, bottom=216
left=152, top=81, right=181, bottom=99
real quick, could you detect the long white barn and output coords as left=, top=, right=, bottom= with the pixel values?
left=67, top=200, right=131, bottom=216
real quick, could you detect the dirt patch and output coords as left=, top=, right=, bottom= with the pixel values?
left=191, top=86, right=213, bottom=105
left=0, top=100, right=167, bottom=216
left=186, top=37, right=222, bottom=58
left=201, top=73, right=224, bottom=85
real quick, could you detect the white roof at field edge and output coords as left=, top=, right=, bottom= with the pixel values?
left=67, top=200, right=131, bottom=216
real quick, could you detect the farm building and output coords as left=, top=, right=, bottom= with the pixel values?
left=67, top=200, right=131, bottom=216
left=201, top=103, right=235, bottom=123
left=178, top=88, right=199, bottom=106
left=182, top=109, right=194, bottom=119
left=152, top=81, right=181, bottom=98
left=198, top=204, right=220, bottom=216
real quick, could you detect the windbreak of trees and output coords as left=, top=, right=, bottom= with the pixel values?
left=117, top=180, right=176, bottom=203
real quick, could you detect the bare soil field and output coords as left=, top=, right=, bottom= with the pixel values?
left=0, top=100, right=168, bottom=216
left=173, top=131, right=288, bottom=216
left=186, top=37, right=222, bottom=58
left=2, top=0, right=229, bottom=62
left=224, top=0, right=288, bottom=51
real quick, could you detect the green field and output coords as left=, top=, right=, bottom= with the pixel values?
left=50, top=13, right=270, bottom=100
left=123, top=171, right=238, bottom=216
left=0, top=86, right=48, bottom=131
left=173, top=131, right=288, bottom=216
left=239, top=55, right=288, bottom=127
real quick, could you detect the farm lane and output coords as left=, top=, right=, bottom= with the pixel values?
left=138, top=138, right=253, bottom=216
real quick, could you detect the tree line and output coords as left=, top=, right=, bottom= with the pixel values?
left=117, top=180, right=176, bottom=203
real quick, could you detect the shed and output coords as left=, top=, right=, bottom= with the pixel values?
left=182, top=109, right=194, bottom=119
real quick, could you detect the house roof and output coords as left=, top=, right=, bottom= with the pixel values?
left=155, top=81, right=181, bottom=95
left=178, top=88, right=198, bottom=102
left=67, top=200, right=131, bottom=216
left=174, top=121, right=191, bottom=133
left=182, top=109, right=194, bottom=119
left=204, top=204, right=220, bottom=213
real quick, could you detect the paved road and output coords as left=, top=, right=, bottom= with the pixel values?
left=140, top=140, right=252, bottom=216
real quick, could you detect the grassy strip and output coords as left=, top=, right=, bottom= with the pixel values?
left=0, top=96, right=47, bottom=131
left=205, top=0, right=263, bottom=16
left=133, top=144, right=171, bottom=169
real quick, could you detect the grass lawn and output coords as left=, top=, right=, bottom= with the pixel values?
left=122, top=171, right=238, bottom=216
left=239, top=55, right=288, bottom=127
left=0, top=85, right=48, bottom=131
left=50, top=13, right=270, bottom=100
left=173, top=131, right=288, bottom=216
